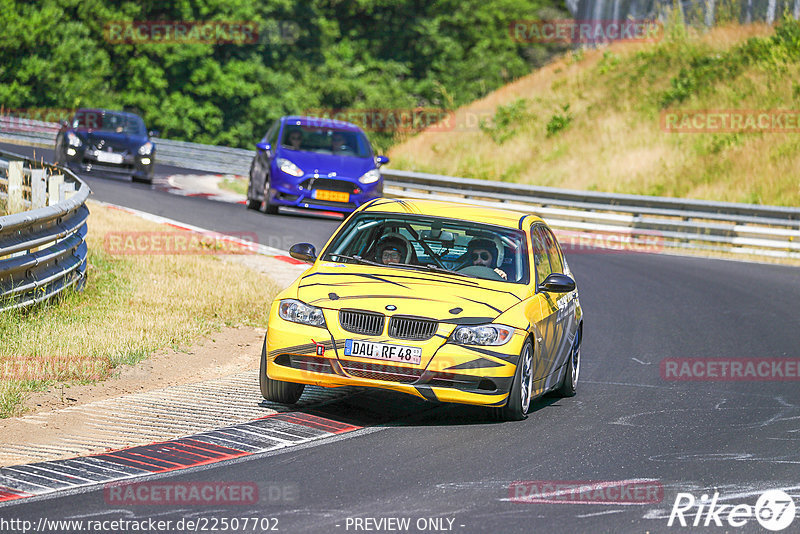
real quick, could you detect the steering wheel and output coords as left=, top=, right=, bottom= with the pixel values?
left=457, top=265, right=505, bottom=281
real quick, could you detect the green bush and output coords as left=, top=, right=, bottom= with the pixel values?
left=545, top=104, right=572, bottom=136
left=479, top=98, right=532, bottom=144
left=0, top=0, right=568, bottom=152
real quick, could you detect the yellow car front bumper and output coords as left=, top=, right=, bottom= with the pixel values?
left=265, top=310, right=528, bottom=407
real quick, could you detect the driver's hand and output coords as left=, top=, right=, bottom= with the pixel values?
left=493, top=268, right=507, bottom=280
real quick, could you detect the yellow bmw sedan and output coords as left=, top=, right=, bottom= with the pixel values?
left=260, top=198, right=583, bottom=420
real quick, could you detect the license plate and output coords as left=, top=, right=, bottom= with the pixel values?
left=344, top=339, right=422, bottom=365
left=313, top=189, right=349, bottom=203
left=95, top=151, right=123, bottom=164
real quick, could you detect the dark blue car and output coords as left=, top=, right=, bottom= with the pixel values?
left=54, top=108, right=156, bottom=183
left=246, top=116, right=389, bottom=215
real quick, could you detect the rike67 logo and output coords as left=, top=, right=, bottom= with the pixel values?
left=668, top=489, right=796, bottom=531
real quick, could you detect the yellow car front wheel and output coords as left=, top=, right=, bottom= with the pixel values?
left=259, top=338, right=304, bottom=404
left=495, top=338, right=534, bottom=421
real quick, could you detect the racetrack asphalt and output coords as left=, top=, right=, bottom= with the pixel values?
left=1, top=140, right=798, bottom=533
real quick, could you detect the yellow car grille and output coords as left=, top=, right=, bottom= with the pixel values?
left=339, top=361, right=425, bottom=384
left=339, top=309, right=385, bottom=336
left=339, top=310, right=438, bottom=341
left=388, top=316, right=438, bottom=341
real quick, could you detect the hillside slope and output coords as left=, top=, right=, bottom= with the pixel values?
left=388, top=20, right=800, bottom=206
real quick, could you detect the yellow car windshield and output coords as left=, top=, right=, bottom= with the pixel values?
left=321, top=213, right=530, bottom=284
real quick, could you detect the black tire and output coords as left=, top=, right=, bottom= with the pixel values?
left=262, top=173, right=279, bottom=214
left=494, top=338, right=534, bottom=421
left=555, top=329, right=580, bottom=398
left=261, top=182, right=276, bottom=215
left=259, top=337, right=304, bottom=404
left=264, top=198, right=278, bottom=215
left=54, top=138, right=64, bottom=165
left=246, top=165, right=261, bottom=210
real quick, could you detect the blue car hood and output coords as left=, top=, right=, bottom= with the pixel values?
left=281, top=151, right=375, bottom=179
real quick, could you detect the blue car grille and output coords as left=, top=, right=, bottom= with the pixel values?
left=301, top=178, right=358, bottom=193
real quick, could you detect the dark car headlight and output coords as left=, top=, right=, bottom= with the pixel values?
left=66, top=132, right=82, bottom=147
left=278, top=299, right=326, bottom=327
left=138, top=141, right=153, bottom=155
left=451, top=324, right=514, bottom=346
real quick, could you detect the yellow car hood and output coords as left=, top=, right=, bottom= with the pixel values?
left=295, top=264, right=527, bottom=322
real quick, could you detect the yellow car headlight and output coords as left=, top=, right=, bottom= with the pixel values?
left=451, top=324, right=514, bottom=346
left=278, top=299, right=326, bottom=327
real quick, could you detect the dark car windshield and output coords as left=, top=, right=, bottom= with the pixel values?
left=281, top=126, right=372, bottom=158
left=71, top=111, right=146, bottom=135
left=321, top=213, right=530, bottom=284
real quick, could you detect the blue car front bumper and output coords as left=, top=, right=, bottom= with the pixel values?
left=267, top=174, right=383, bottom=213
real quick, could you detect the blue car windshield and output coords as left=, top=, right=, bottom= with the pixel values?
left=321, top=213, right=530, bottom=284
left=281, top=127, right=372, bottom=158
left=72, top=111, right=146, bottom=135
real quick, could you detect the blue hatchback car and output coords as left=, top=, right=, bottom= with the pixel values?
left=246, top=116, right=389, bottom=215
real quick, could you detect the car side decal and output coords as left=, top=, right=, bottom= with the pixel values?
left=443, top=358, right=506, bottom=370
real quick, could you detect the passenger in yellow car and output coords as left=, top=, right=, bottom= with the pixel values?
left=467, top=238, right=507, bottom=280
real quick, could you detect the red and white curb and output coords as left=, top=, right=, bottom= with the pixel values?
left=0, top=412, right=360, bottom=504
left=156, top=174, right=247, bottom=205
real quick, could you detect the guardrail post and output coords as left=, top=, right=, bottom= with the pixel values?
left=48, top=174, right=64, bottom=206
left=7, top=161, right=24, bottom=214
left=60, top=182, right=76, bottom=200
left=30, top=169, right=47, bottom=209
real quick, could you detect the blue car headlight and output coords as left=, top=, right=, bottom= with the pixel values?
left=358, top=169, right=381, bottom=184
left=277, top=158, right=304, bottom=177
left=451, top=324, right=514, bottom=346
left=278, top=299, right=326, bottom=327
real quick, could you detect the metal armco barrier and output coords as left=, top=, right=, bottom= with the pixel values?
left=2, top=119, right=798, bottom=259
left=0, top=148, right=90, bottom=311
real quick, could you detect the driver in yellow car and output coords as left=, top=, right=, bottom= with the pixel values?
left=468, top=238, right=507, bottom=280
left=376, top=236, right=409, bottom=265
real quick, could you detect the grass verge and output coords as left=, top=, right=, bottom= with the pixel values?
left=218, top=176, right=248, bottom=196
left=0, top=201, right=278, bottom=418
left=388, top=18, right=800, bottom=206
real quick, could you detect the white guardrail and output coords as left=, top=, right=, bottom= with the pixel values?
left=1, top=117, right=798, bottom=260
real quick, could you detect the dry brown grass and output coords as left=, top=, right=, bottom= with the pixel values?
left=388, top=23, right=800, bottom=206
left=0, top=201, right=278, bottom=417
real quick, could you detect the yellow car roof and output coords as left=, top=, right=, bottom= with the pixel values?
left=361, top=198, right=544, bottom=229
